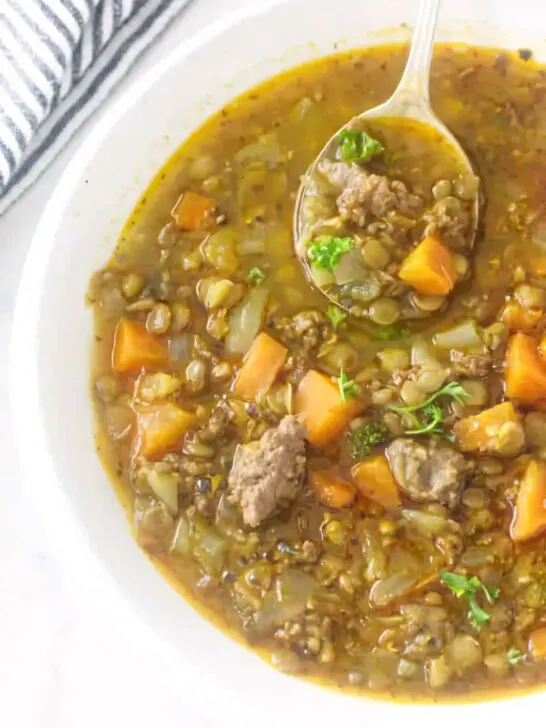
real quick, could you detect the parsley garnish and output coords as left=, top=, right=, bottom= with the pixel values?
left=337, top=369, right=359, bottom=403
left=377, top=324, right=410, bottom=341
left=308, top=236, right=353, bottom=273
left=337, top=130, right=385, bottom=163
left=440, top=571, right=500, bottom=630
left=327, top=304, right=347, bottom=330
left=406, top=402, right=445, bottom=436
left=387, top=382, right=470, bottom=437
left=507, top=648, right=524, bottom=665
left=247, top=267, right=266, bottom=285
left=349, top=422, right=388, bottom=459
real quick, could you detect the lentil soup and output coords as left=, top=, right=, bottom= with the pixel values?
left=88, top=43, right=546, bottom=701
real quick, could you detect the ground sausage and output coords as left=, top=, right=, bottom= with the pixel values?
left=424, top=198, right=470, bottom=249
left=228, top=415, right=306, bottom=527
left=386, top=438, right=469, bottom=508
left=277, top=309, right=331, bottom=352
left=450, top=350, right=492, bottom=377
left=318, top=160, right=423, bottom=226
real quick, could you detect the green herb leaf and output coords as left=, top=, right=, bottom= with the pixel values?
left=406, top=403, right=444, bottom=435
left=327, top=304, right=348, bottom=330
left=247, top=267, right=266, bottom=285
left=376, top=324, right=410, bottom=341
left=468, top=597, right=491, bottom=630
left=337, top=130, right=385, bottom=163
left=387, top=381, right=470, bottom=437
left=507, top=648, right=524, bottom=665
left=440, top=571, right=500, bottom=631
left=390, top=382, right=470, bottom=416
left=308, top=236, right=353, bottom=273
left=440, top=571, right=474, bottom=599
left=349, top=422, right=388, bottom=459
left=337, top=369, right=359, bottom=403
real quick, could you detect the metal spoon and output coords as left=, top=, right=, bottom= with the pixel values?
left=293, top=0, right=480, bottom=308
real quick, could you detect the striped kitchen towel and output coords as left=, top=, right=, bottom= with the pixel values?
left=0, top=0, right=194, bottom=215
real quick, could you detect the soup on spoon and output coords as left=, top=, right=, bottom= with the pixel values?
left=294, top=0, right=480, bottom=327
left=296, top=117, right=479, bottom=326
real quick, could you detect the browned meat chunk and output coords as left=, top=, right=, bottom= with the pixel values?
left=450, top=350, right=492, bottom=377
left=228, top=415, right=306, bottom=527
left=424, top=198, right=470, bottom=249
left=386, top=438, right=469, bottom=509
left=277, top=309, right=331, bottom=352
left=318, top=160, right=423, bottom=226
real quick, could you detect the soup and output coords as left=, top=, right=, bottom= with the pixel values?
left=88, top=43, right=546, bottom=700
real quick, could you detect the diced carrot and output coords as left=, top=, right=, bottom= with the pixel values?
left=112, top=318, right=168, bottom=373
left=233, top=332, right=287, bottom=401
left=136, top=402, right=196, bottom=459
left=454, top=401, right=520, bottom=453
left=308, top=469, right=355, bottom=509
left=351, top=454, right=401, bottom=509
left=398, top=234, right=457, bottom=296
left=294, top=370, right=362, bottom=447
left=510, top=460, right=546, bottom=542
left=506, top=333, right=546, bottom=404
left=171, top=190, right=215, bottom=230
left=529, top=626, right=546, bottom=659
left=501, top=301, right=543, bottom=333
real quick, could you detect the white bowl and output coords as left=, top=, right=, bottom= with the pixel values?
left=10, top=0, right=546, bottom=724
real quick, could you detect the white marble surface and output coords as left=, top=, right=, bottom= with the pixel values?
left=1, top=1, right=248, bottom=725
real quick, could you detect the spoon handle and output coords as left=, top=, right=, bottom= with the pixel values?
left=393, top=0, right=440, bottom=106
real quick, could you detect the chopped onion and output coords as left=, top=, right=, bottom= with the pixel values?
left=254, top=570, right=316, bottom=631
left=275, top=570, right=316, bottom=602
left=234, top=133, right=282, bottom=165
left=370, top=572, right=416, bottom=607
left=433, top=320, right=481, bottom=349
left=334, top=250, right=370, bottom=285
left=411, top=339, right=436, bottom=366
left=147, top=470, right=180, bottom=516
left=310, top=266, right=335, bottom=287
left=447, top=635, right=483, bottom=675
left=401, top=603, right=447, bottom=624
left=171, top=515, right=190, bottom=555
left=191, top=516, right=227, bottom=576
left=169, top=333, right=191, bottom=361
left=225, top=284, right=269, bottom=355
left=460, top=547, right=492, bottom=567
left=214, top=493, right=240, bottom=536
left=236, top=234, right=266, bottom=256
left=104, top=404, right=133, bottom=440
left=317, top=341, right=358, bottom=373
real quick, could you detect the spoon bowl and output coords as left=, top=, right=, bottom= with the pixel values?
left=294, top=0, right=481, bottom=317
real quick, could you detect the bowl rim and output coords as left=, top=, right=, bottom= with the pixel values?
left=9, top=0, right=546, bottom=721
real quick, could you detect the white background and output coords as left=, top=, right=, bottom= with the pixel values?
left=1, top=1, right=247, bottom=725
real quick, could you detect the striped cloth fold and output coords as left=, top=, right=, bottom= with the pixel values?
left=0, top=0, right=193, bottom=215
